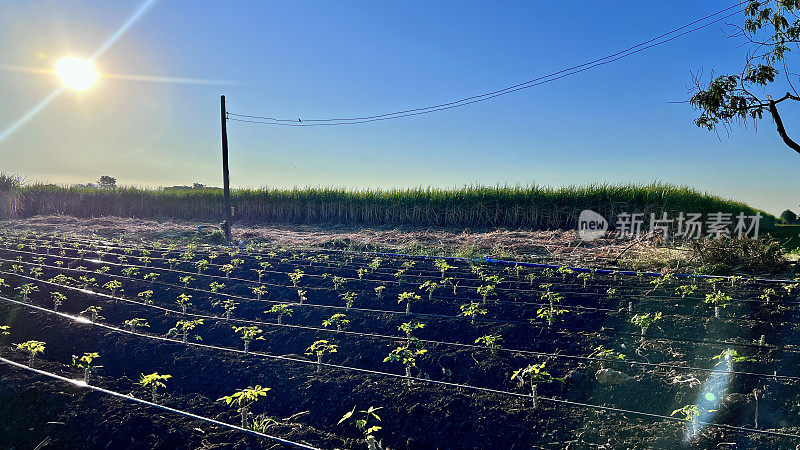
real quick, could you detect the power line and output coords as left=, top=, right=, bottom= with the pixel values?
left=227, top=3, right=745, bottom=126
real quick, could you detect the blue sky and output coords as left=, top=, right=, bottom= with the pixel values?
left=0, top=1, right=797, bottom=214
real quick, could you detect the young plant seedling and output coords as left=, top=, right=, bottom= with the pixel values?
left=232, top=325, right=264, bottom=354
left=357, top=268, right=368, bottom=280
left=288, top=269, right=304, bottom=288
left=397, top=291, right=421, bottom=314
left=511, top=361, right=563, bottom=409
left=102, top=280, right=122, bottom=297
left=338, top=406, right=383, bottom=450
left=306, top=339, right=338, bottom=372
left=266, top=304, right=293, bottom=324
left=537, top=288, right=567, bottom=327
left=459, top=302, right=487, bottom=324
left=671, top=404, right=700, bottom=435
left=419, top=281, right=439, bottom=301
left=588, top=345, right=625, bottom=368
left=220, top=264, right=235, bottom=278
left=704, top=291, right=732, bottom=318
left=80, top=306, right=104, bottom=323
left=167, top=319, right=204, bottom=343
left=138, top=372, right=171, bottom=402
left=16, top=283, right=38, bottom=303
left=374, top=286, right=385, bottom=299
left=630, top=312, right=662, bottom=339
left=557, top=267, right=574, bottom=280
left=29, top=266, right=43, bottom=279
left=398, top=321, right=425, bottom=343
left=435, top=259, right=452, bottom=280
left=475, top=334, right=503, bottom=354
left=175, top=293, right=193, bottom=315
left=121, top=267, right=139, bottom=278
left=137, top=290, right=154, bottom=305
left=368, top=258, right=383, bottom=273
left=297, top=288, right=308, bottom=304
left=209, top=281, right=225, bottom=293
left=252, top=285, right=268, bottom=300
left=143, top=272, right=160, bottom=283
left=323, top=313, right=350, bottom=331
left=179, top=276, right=194, bottom=289
left=712, top=349, right=755, bottom=367
left=0, top=325, right=9, bottom=336
left=675, top=285, right=698, bottom=298
left=219, top=385, right=271, bottom=428
left=124, top=318, right=150, bottom=332
left=215, top=299, right=238, bottom=320
left=760, top=288, right=777, bottom=305
left=15, top=340, right=45, bottom=366
left=384, top=343, right=427, bottom=387
left=72, top=352, right=102, bottom=383
left=195, top=259, right=209, bottom=274
left=577, top=272, right=592, bottom=288
left=338, top=291, right=357, bottom=310
left=50, top=292, right=66, bottom=312
left=331, top=276, right=347, bottom=291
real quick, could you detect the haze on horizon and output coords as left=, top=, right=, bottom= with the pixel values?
left=0, top=1, right=797, bottom=215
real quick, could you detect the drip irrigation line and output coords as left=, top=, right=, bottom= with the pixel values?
left=10, top=233, right=795, bottom=291
left=0, top=355, right=320, bottom=449
left=7, top=271, right=800, bottom=382
left=4, top=266, right=796, bottom=357
left=3, top=295, right=800, bottom=441
left=3, top=257, right=796, bottom=353
left=3, top=245, right=795, bottom=311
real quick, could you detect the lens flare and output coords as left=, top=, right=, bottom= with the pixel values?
left=54, top=57, right=98, bottom=91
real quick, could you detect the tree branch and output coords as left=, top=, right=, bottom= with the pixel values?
left=768, top=94, right=800, bottom=155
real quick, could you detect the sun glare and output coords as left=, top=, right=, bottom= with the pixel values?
left=54, top=57, right=98, bottom=91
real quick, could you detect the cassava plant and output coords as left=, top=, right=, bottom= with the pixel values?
left=17, top=283, right=38, bottom=303
left=289, top=269, right=304, bottom=288
left=219, top=385, right=270, bottom=428
left=124, top=318, right=150, bottom=332
left=102, top=280, right=122, bottom=297
left=215, top=299, right=238, bottom=320
left=397, top=291, right=421, bottom=314
left=323, top=313, right=350, bottom=331
left=419, top=281, right=439, bottom=301
left=340, top=291, right=357, bottom=309
left=50, top=292, right=66, bottom=312
left=306, top=339, right=338, bottom=372
left=167, top=319, right=204, bottom=343
left=630, top=312, right=663, bottom=339
left=459, top=302, right=487, bottom=324
left=266, top=304, right=293, bottom=324
left=475, top=334, right=503, bottom=354
left=704, top=291, right=732, bottom=318
left=15, top=340, right=45, bottom=366
left=137, top=290, right=154, bottom=305
left=72, top=352, right=101, bottom=383
left=138, top=372, right=171, bottom=402
left=175, top=293, right=192, bottom=315
left=232, top=325, right=264, bottom=354
left=80, top=306, right=104, bottom=323
left=511, top=361, right=563, bottom=409
left=339, top=406, right=384, bottom=450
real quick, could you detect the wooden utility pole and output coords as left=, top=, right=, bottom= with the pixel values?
left=220, top=95, right=232, bottom=243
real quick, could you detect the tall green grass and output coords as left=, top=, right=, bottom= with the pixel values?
left=7, top=182, right=771, bottom=230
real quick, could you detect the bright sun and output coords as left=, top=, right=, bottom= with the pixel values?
left=54, top=57, right=98, bottom=91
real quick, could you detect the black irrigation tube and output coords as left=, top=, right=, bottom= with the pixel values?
left=3, top=295, right=800, bottom=442
left=9, top=269, right=800, bottom=383
left=2, top=259, right=794, bottom=353
left=5, top=251, right=800, bottom=335
left=3, top=244, right=797, bottom=313
left=0, top=355, right=319, bottom=449
left=0, top=239, right=681, bottom=298
left=11, top=232, right=797, bottom=291
left=7, top=234, right=800, bottom=305
left=2, top=261, right=789, bottom=353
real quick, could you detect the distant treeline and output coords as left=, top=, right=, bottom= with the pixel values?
left=2, top=181, right=772, bottom=230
